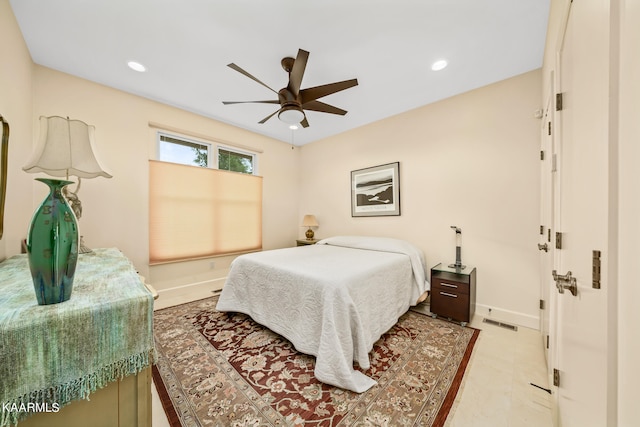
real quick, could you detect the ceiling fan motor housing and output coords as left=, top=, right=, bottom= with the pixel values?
left=278, top=88, right=298, bottom=104
left=277, top=88, right=305, bottom=123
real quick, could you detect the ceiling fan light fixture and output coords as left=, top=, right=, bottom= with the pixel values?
left=278, top=106, right=305, bottom=124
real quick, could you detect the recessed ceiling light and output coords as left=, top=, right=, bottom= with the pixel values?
left=127, top=61, right=147, bottom=72
left=289, top=125, right=299, bottom=130
left=431, top=59, right=448, bottom=71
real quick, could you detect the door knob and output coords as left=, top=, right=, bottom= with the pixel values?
left=538, top=243, right=549, bottom=252
left=552, top=270, right=578, bottom=296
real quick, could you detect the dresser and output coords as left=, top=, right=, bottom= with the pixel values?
left=430, top=263, right=476, bottom=326
left=0, top=248, right=154, bottom=427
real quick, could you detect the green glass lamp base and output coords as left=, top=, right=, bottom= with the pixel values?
left=26, top=178, right=79, bottom=305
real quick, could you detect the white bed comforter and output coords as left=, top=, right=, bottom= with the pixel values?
left=215, top=236, right=429, bottom=392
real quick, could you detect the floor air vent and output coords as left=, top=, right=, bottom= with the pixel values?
left=483, top=318, right=518, bottom=331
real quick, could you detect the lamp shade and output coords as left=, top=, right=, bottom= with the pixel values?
left=23, top=116, right=112, bottom=179
left=302, top=214, right=319, bottom=227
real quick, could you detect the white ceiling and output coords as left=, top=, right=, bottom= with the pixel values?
left=10, top=0, right=550, bottom=146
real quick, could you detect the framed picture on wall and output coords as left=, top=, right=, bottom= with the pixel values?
left=351, top=162, right=400, bottom=217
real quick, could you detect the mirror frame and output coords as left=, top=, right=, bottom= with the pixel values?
left=0, top=115, right=8, bottom=239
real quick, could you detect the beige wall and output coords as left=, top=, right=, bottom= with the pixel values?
left=298, top=70, right=543, bottom=327
left=0, top=0, right=34, bottom=259
left=21, top=65, right=299, bottom=294
left=1, top=4, right=300, bottom=276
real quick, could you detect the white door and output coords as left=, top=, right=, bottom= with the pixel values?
left=552, top=0, right=610, bottom=425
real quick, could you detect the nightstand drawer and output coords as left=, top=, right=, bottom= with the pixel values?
left=432, top=278, right=470, bottom=295
left=431, top=290, right=470, bottom=322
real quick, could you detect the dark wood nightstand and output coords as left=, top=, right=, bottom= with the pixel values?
left=296, top=239, right=319, bottom=246
left=430, top=263, right=476, bottom=326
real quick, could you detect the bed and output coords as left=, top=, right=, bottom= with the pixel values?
left=215, top=235, right=430, bottom=393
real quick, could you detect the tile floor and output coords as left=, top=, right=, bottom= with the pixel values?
left=151, top=296, right=553, bottom=427
left=443, top=315, right=554, bottom=426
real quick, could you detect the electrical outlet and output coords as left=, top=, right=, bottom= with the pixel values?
left=209, top=261, right=215, bottom=269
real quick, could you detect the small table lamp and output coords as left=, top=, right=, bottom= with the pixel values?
left=448, top=225, right=466, bottom=270
left=302, top=214, right=319, bottom=240
left=23, top=116, right=112, bottom=253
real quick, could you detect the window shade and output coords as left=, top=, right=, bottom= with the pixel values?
left=149, top=160, right=262, bottom=264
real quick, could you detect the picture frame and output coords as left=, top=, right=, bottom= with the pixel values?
left=351, top=162, right=400, bottom=217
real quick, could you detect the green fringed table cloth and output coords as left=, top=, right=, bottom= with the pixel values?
left=0, top=248, right=155, bottom=427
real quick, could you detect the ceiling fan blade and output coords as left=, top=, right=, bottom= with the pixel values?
left=302, top=100, right=347, bottom=116
left=258, top=109, right=280, bottom=124
left=222, top=100, right=280, bottom=105
left=300, top=78, right=359, bottom=104
left=301, top=117, right=310, bottom=128
left=288, top=49, right=309, bottom=97
left=227, top=63, right=278, bottom=94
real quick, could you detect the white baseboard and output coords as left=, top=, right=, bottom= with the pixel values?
left=475, top=303, right=540, bottom=330
left=154, top=278, right=225, bottom=310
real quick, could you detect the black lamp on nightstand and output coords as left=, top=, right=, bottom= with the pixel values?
left=302, top=214, right=319, bottom=240
left=448, top=225, right=466, bottom=270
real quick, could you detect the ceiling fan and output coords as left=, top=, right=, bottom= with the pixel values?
left=223, top=49, right=358, bottom=128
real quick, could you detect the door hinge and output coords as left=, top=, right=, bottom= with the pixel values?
left=593, top=250, right=601, bottom=289
left=548, top=228, right=552, bottom=243
left=556, top=93, right=563, bottom=111
left=555, top=232, right=563, bottom=249
left=540, top=225, right=544, bottom=235
left=539, top=299, right=545, bottom=310
left=540, top=150, right=545, bottom=160
left=548, top=121, right=552, bottom=135
left=553, top=368, right=560, bottom=387
left=546, top=334, right=550, bottom=349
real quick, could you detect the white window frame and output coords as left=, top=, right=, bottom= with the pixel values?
left=216, top=144, right=258, bottom=175
left=157, top=132, right=212, bottom=168
left=155, top=131, right=258, bottom=175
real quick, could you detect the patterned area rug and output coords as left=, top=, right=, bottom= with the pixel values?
left=152, top=296, right=479, bottom=427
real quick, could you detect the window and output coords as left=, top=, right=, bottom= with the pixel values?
left=157, top=133, right=257, bottom=175
left=150, top=132, right=262, bottom=264
left=158, top=133, right=210, bottom=167
left=218, top=147, right=254, bottom=174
